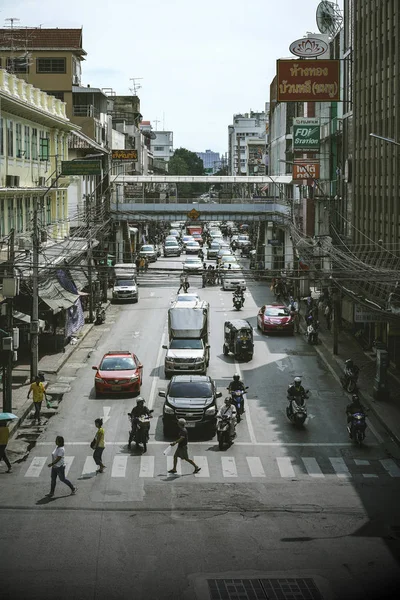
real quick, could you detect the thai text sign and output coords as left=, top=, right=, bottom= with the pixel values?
left=293, top=118, right=320, bottom=151
left=61, top=160, right=102, bottom=176
left=293, top=161, right=320, bottom=180
left=277, top=59, right=340, bottom=102
left=354, top=305, right=387, bottom=323
left=112, top=149, right=138, bottom=161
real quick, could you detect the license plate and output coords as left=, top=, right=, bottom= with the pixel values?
left=185, top=422, right=195, bottom=428
left=112, top=385, right=121, bottom=391
left=180, top=365, right=189, bottom=369
left=276, top=326, right=283, bottom=330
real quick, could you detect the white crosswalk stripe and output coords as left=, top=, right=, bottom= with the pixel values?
left=20, top=454, right=400, bottom=481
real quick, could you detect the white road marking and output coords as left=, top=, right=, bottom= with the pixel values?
left=111, top=456, right=128, bottom=478
left=150, top=292, right=154, bottom=297
left=139, top=455, right=154, bottom=477
left=354, top=459, right=370, bottom=466
left=380, top=459, right=400, bottom=477
left=276, top=457, right=296, bottom=477
left=36, top=441, right=371, bottom=447
left=64, top=456, right=74, bottom=476
left=276, top=361, right=287, bottom=372
left=81, top=457, right=97, bottom=478
left=302, top=457, right=324, bottom=478
left=221, top=456, right=238, bottom=477
left=194, top=456, right=209, bottom=477
left=246, top=456, right=266, bottom=477
left=363, top=474, right=378, bottom=478
left=148, top=331, right=166, bottom=410
left=25, top=457, right=46, bottom=477
left=167, top=455, right=182, bottom=474
left=329, top=457, right=351, bottom=478
left=102, top=407, right=111, bottom=424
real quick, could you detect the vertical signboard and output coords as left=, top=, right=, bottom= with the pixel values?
left=293, top=118, right=320, bottom=152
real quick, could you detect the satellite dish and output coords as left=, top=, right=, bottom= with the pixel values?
left=316, top=1, right=341, bottom=35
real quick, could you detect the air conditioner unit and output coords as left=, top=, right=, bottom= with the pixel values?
left=38, top=176, right=46, bottom=186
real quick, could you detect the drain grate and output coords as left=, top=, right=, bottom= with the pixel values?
left=207, top=579, right=323, bottom=600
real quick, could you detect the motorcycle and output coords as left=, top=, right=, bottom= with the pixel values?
left=233, top=295, right=244, bottom=310
left=286, top=390, right=309, bottom=426
left=347, top=411, right=367, bottom=444
left=217, top=415, right=236, bottom=449
left=95, top=303, right=106, bottom=325
left=306, top=322, right=319, bottom=345
left=229, top=387, right=248, bottom=423
left=340, top=362, right=360, bottom=393
left=128, top=410, right=154, bottom=452
left=182, top=281, right=190, bottom=293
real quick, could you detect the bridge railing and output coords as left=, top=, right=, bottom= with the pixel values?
left=114, top=196, right=284, bottom=205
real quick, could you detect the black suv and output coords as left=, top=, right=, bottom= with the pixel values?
left=159, top=375, right=222, bottom=437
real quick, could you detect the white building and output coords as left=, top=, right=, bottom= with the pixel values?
left=196, top=149, right=221, bottom=173
left=147, top=127, right=173, bottom=172
left=228, top=107, right=268, bottom=176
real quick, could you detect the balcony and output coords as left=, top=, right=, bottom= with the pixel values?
left=73, top=105, right=100, bottom=119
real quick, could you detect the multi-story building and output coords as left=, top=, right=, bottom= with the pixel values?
left=228, top=108, right=268, bottom=176
left=196, top=149, right=220, bottom=174
left=149, top=129, right=173, bottom=172
left=0, top=69, right=76, bottom=239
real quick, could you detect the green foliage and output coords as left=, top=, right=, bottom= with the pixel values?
left=169, top=148, right=207, bottom=198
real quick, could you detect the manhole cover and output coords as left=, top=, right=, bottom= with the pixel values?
left=207, top=579, right=323, bottom=600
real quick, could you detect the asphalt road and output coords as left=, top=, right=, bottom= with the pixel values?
left=1, top=253, right=400, bottom=600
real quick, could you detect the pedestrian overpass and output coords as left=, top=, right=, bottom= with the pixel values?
left=111, top=174, right=293, bottom=221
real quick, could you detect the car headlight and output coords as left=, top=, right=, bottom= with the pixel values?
left=164, top=405, right=174, bottom=414
left=129, top=375, right=139, bottom=382
left=95, top=376, right=104, bottom=383
left=205, top=406, right=217, bottom=415
left=165, top=359, right=174, bottom=364
left=194, top=358, right=204, bottom=363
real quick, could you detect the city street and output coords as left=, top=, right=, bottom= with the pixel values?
left=1, top=255, right=400, bottom=600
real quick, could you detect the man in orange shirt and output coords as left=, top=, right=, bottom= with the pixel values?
left=27, top=376, right=48, bottom=425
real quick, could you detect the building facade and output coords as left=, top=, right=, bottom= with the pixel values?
left=196, top=149, right=220, bottom=173
left=228, top=109, right=268, bottom=176
left=149, top=130, right=173, bottom=171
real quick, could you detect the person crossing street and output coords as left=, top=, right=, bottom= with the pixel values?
left=27, top=375, right=48, bottom=425
left=168, top=418, right=201, bottom=475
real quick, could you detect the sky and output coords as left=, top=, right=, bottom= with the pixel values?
left=4, top=0, right=343, bottom=155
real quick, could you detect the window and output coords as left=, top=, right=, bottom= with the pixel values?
left=16, top=123, right=22, bottom=158
left=24, top=197, right=31, bottom=228
left=0, top=118, right=3, bottom=155
left=39, top=132, right=49, bottom=160
left=7, top=120, right=13, bottom=157
left=16, top=197, right=23, bottom=232
left=0, top=199, right=4, bottom=236
left=7, top=198, right=14, bottom=231
left=6, top=56, right=29, bottom=73
left=46, top=197, right=51, bottom=224
left=24, top=126, right=30, bottom=159
left=48, top=91, right=65, bottom=101
left=31, top=128, right=38, bottom=160
left=154, top=146, right=164, bottom=151
left=36, top=57, right=66, bottom=73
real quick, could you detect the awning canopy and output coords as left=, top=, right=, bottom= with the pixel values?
left=13, top=311, right=45, bottom=329
left=38, top=279, right=80, bottom=313
left=70, top=261, right=90, bottom=292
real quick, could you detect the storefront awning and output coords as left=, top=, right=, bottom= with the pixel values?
left=38, top=279, right=80, bottom=313
left=129, top=227, right=139, bottom=235
left=13, top=311, right=45, bottom=329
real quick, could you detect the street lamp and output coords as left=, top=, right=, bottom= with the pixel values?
left=369, top=133, right=400, bottom=147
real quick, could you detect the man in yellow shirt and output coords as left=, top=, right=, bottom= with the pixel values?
left=27, top=376, right=48, bottom=425
left=0, top=422, right=12, bottom=473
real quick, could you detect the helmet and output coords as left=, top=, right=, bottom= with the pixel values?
left=345, top=359, right=353, bottom=368
left=136, top=397, right=145, bottom=405
left=352, top=394, right=360, bottom=402
left=224, top=396, right=231, bottom=404
left=178, top=418, right=187, bottom=426
left=294, top=376, right=302, bottom=383
left=233, top=374, right=240, bottom=381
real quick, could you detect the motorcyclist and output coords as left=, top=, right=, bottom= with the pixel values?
left=218, top=397, right=237, bottom=438
left=344, top=358, right=359, bottom=381
left=227, top=373, right=246, bottom=394
left=198, top=248, right=204, bottom=261
left=177, top=272, right=189, bottom=293
left=287, top=376, right=307, bottom=416
left=346, top=394, right=366, bottom=437
left=233, top=285, right=244, bottom=304
left=128, top=397, right=152, bottom=449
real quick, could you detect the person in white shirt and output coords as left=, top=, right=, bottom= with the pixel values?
left=46, top=436, right=77, bottom=498
left=218, top=397, right=237, bottom=437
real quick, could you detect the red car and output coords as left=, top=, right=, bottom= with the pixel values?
left=257, top=304, right=294, bottom=335
left=92, top=351, right=143, bottom=397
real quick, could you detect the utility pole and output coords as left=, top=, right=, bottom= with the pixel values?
left=86, top=188, right=94, bottom=323
left=31, top=201, right=39, bottom=380
left=332, top=286, right=339, bottom=355
left=4, top=230, right=15, bottom=413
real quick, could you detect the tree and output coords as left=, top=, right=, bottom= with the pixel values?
left=168, top=148, right=207, bottom=198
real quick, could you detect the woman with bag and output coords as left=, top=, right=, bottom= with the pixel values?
left=91, top=418, right=106, bottom=473
left=46, top=436, right=77, bottom=497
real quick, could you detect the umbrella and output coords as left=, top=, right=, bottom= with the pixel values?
left=0, top=413, right=18, bottom=421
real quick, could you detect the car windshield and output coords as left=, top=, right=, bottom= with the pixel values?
left=116, top=279, right=135, bottom=286
left=211, top=243, right=220, bottom=249
left=187, top=241, right=198, bottom=246
left=176, top=295, right=199, bottom=302
left=238, top=235, right=249, bottom=241
left=170, top=339, right=203, bottom=349
left=169, top=382, right=213, bottom=398
left=186, top=257, right=201, bottom=262
left=265, top=307, right=289, bottom=317
left=141, top=246, right=154, bottom=251
left=165, top=241, right=178, bottom=246
left=100, top=356, right=135, bottom=370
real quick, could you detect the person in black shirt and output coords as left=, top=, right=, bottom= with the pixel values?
left=168, top=418, right=201, bottom=474
left=128, top=398, right=151, bottom=448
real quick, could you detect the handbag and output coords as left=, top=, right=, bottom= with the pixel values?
left=90, top=438, right=97, bottom=450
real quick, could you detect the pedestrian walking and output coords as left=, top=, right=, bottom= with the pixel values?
left=144, top=257, right=149, bottom=272
left=202, top=268, right=207, bottom=288
left=139, top=257, right=145, bottom=273
left=324, top=303, right=331, bottom=330
left=27, top=375, right=48, bottom=425
left=91, top=418, right=106, bottom=473
left=0, top=421, right=12, bottom=473
left=168, top=418, right=201, bottom=475
left=46, top=436, right=77, bottom=497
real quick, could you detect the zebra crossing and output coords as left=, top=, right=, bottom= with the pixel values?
left=20, top=453, right=400, bottom=481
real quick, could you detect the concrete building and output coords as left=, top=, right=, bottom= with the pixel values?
left=228, top=108, right=268, bottom=176
left=149, top=129, right=173, bottom=172
left=196, top=149, right=220, bottom=173
left=0, top=69, right=76, bottom=240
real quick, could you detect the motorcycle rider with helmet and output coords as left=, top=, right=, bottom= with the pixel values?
left=233, top=284, right=245, bottom=305
left=227, top=373, right=246, bottom=414
left=218, top=397, right=237, bottom=439
left=287, top=376, right=307, bottom=417
left=128, top=397, right=152, bottom=449
left=346, top=394, right=366, bottom=438
left=343, top=358, right=359, bottom=389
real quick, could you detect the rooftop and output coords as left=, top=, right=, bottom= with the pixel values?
left=0, top=27, right=86, bottom=54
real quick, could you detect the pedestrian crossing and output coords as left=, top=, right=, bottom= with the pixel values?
left=19, top=453, right=400, bottom=481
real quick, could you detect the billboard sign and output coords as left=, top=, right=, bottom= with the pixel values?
left=293, top=118, right=320, bottom=151
left=289, top=37, right=329, bottom=58
left=61, top=160, right=102, bottom=176
left=354, top=305, right=387, bottom=323
left=292, top=161, right=320, bottom=180
left=112, top=149, right=138, bottom=161
left=277, top=59, right=340, bottom=102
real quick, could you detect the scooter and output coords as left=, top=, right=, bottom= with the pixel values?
left=233, top=295, right=244, bottom=310
left=347, top=412, right=367, bottom=445
left=229, top=387, right=249, bottom=423
left=95, top=303, right=106, bottom=325
left=286, top=391, right=309, bottom=426
left=340, top=361, right=359, bottom=393
left=128, top=410, right=153, bottom=452
left=216, top=415, right=236, bottom=450
left=306, top=323, right=319, bottom=344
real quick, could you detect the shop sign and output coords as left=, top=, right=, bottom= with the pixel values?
left=277, top=59, right=340, bottom=102
left=267, top=239, right=282, bottom=246
left=293, top=118, right=320, bottom=151
left=112, top=149, right=138, bottom=161
left=354, top=305, right=388, bottom=323
left=61, top=160, right=102, bottom=176
left=289, top=37, right=329, bottom=58
left=292, top=161, right=320, bottom=180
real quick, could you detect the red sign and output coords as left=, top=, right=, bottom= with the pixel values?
left=277, top=59, right=340, bottom=102
left=293, top=161, right=320, bottom=180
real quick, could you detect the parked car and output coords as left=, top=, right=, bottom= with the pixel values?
left=163, top=239, right=181, bottom=257
left=139, top=244, right=158, bottom=262
left=183, top=256, right=203, bottom=272
left=92, top=351, right=143, bottom=398
left=257, top=304, right=294, bottom=335
left=159, top=375, right=222, bottom=436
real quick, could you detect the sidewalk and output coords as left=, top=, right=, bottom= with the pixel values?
left=300, top=313, right=400, bottom=447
